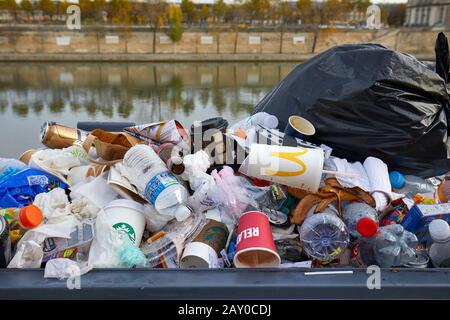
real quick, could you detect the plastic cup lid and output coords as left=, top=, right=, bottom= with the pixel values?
left=105, top=199, right=145, bottom=213
left=429, top=219, right=450, bottom=242
left=20, top=205, right=43, bottom=229
left=356, top=217, right=378, bottom=238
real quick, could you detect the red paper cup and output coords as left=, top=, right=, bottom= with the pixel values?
left=233, top=211, right=281, bottom=268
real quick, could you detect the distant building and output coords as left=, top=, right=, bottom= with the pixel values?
left=405, top=0, right=449, bottom=27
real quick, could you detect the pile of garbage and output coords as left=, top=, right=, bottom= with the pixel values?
left=0, top=113, right=449, bottom=279
left=2, top=41, right=450, bottom=279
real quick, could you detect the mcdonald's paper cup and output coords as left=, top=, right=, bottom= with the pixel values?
left=239, top=144, right=324, bottom=193
left=233, top=211, right=280, bottom=268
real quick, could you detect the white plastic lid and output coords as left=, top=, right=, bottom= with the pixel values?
left=175, top=205, right=191, bottom=221
left=263, top=114, right=279, bottom=129
left=105, top=199, right=145, bottom=213
left=429, top=219, right=450, bottom=242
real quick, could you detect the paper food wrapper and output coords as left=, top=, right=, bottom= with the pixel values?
left=239, top=144, right=324, bottom=193
left=124, top=120, right=189, bottom=146
left=107, top=165, right=143, bottom=203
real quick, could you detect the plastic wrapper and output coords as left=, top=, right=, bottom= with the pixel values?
left=141, top=213, right=207, bottom=268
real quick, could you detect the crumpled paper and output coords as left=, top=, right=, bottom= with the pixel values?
left=29, top=148, right=81, bottom=184
left=33, top=187, right=69, bottom=222
left=8, top=217, right=77, bottom=268
left=44, top=258, right=92, bottom=279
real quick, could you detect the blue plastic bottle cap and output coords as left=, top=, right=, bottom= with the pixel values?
left=389, top=171, right=405, bottom=189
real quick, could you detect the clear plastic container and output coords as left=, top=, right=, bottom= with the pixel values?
left=389, top=171, right=436, bottom=197
left=141, top=213, right=207, bottom=268
left=427, top=219, right=450, bottom=267
left=342, top=202, right=379, bottom=238
left=356, top=220, right=418, bottom=268
left=298, top=211, right=349, bottom=262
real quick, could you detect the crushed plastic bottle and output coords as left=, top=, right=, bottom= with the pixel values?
left=123, top=145, right=190, bottom=221
left=389, top=171, right=436, bottom=197
left=428, top=219, right=450, bottom=267
left=342, top=202, right=379, bottom=238
left=298, top=210, right=349, bottom=262
left=354, top=219, right=418, bottom=268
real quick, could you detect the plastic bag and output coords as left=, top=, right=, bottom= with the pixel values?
left=0, top=168, right=68, bottom=208
left=208, top=166, right=255, bottom=224
left=253, top=43, right=450, bottom=177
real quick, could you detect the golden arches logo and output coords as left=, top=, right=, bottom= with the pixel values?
left=264, top=148, right=308, bottom=177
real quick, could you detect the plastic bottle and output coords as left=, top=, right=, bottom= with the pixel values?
left=354, top=218, right=418, bottom=267
left=389, top=171, right=436, bottom=197
left=428, top=219, right=450, bottom=267
left=298, top=211, right=349, bottom=262
left=0, top=158, right=27, bottom=184
left=342, top=202, right=379, bottom=238
left=250, top=112, right=279, bottom=129
left=152, top=143, right=185, bottom=175
left=123, top=145, right=190, bottom=221
left=0, top=205, right=43, bottom=245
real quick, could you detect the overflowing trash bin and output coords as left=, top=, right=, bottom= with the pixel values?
left=2, top=41, right=450, bottom=284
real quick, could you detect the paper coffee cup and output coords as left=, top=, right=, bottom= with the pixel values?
left=239, top=144, right=324, bottom=193
left=180, top=242, right=219, bottom=268
left=233, top=211, right=280, bottom=268
left=284, top=116, right=315, bottom=140
left=180, top=219, right=229, bottom=269
left=102, top=199, right=146, bottom=246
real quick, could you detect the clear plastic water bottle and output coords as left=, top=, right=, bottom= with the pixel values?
left=298, top=211, right=349, bottom=262
left=342, top=202, right=379, bottom=238
left=428, top=219, right=450, bottom=267
left=389, top=171, right=436, bottom=197
left=356, top=219, right=418, bottom=267
left=0, top=158, right=27, bottom=184
left=123, top=145, right=190, bottom=221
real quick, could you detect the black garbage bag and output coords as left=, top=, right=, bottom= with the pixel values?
left=253, top=43, right=450, bottom=177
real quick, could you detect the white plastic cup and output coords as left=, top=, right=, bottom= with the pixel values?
left=239, top=144, right=324, bottom=193
left=103, top=199, right=146, bottom=246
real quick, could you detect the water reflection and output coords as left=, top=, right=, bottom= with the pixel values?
left=0, top=62, right=297, bottom=157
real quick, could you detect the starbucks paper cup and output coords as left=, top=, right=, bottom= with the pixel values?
left=239, top=144, right=324, bottom=193
left=103, top=199, right=145, bottom=246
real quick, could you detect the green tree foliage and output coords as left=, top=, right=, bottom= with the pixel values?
left=109, top=0, right=130, bottom=25
left=0, top=0, right=17, bottom=10
left=167, top=4, right=184, bottom=42
left=297, top=0, right=314, bottom=24
left=180, top=0, right=195, bottom=23
left=199, top=4, right=209, bottom=22
left=37, top=0, right=56, bottom=17
left=20, top=0, right=33, bottom=12
left=246, top=0, right=271, bottom=23
left=213, top=0, right=228, bottom=23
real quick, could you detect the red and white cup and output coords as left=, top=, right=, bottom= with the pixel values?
left=233, top=211, right=281, bottom=268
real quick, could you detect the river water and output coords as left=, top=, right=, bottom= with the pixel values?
left=0, top=62, right=297, bottom=157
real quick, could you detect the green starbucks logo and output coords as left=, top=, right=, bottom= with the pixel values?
left=113, top=222, right=136, bottom=243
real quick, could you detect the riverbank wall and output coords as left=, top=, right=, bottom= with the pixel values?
left=0, top=26, right=445, bottom=61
